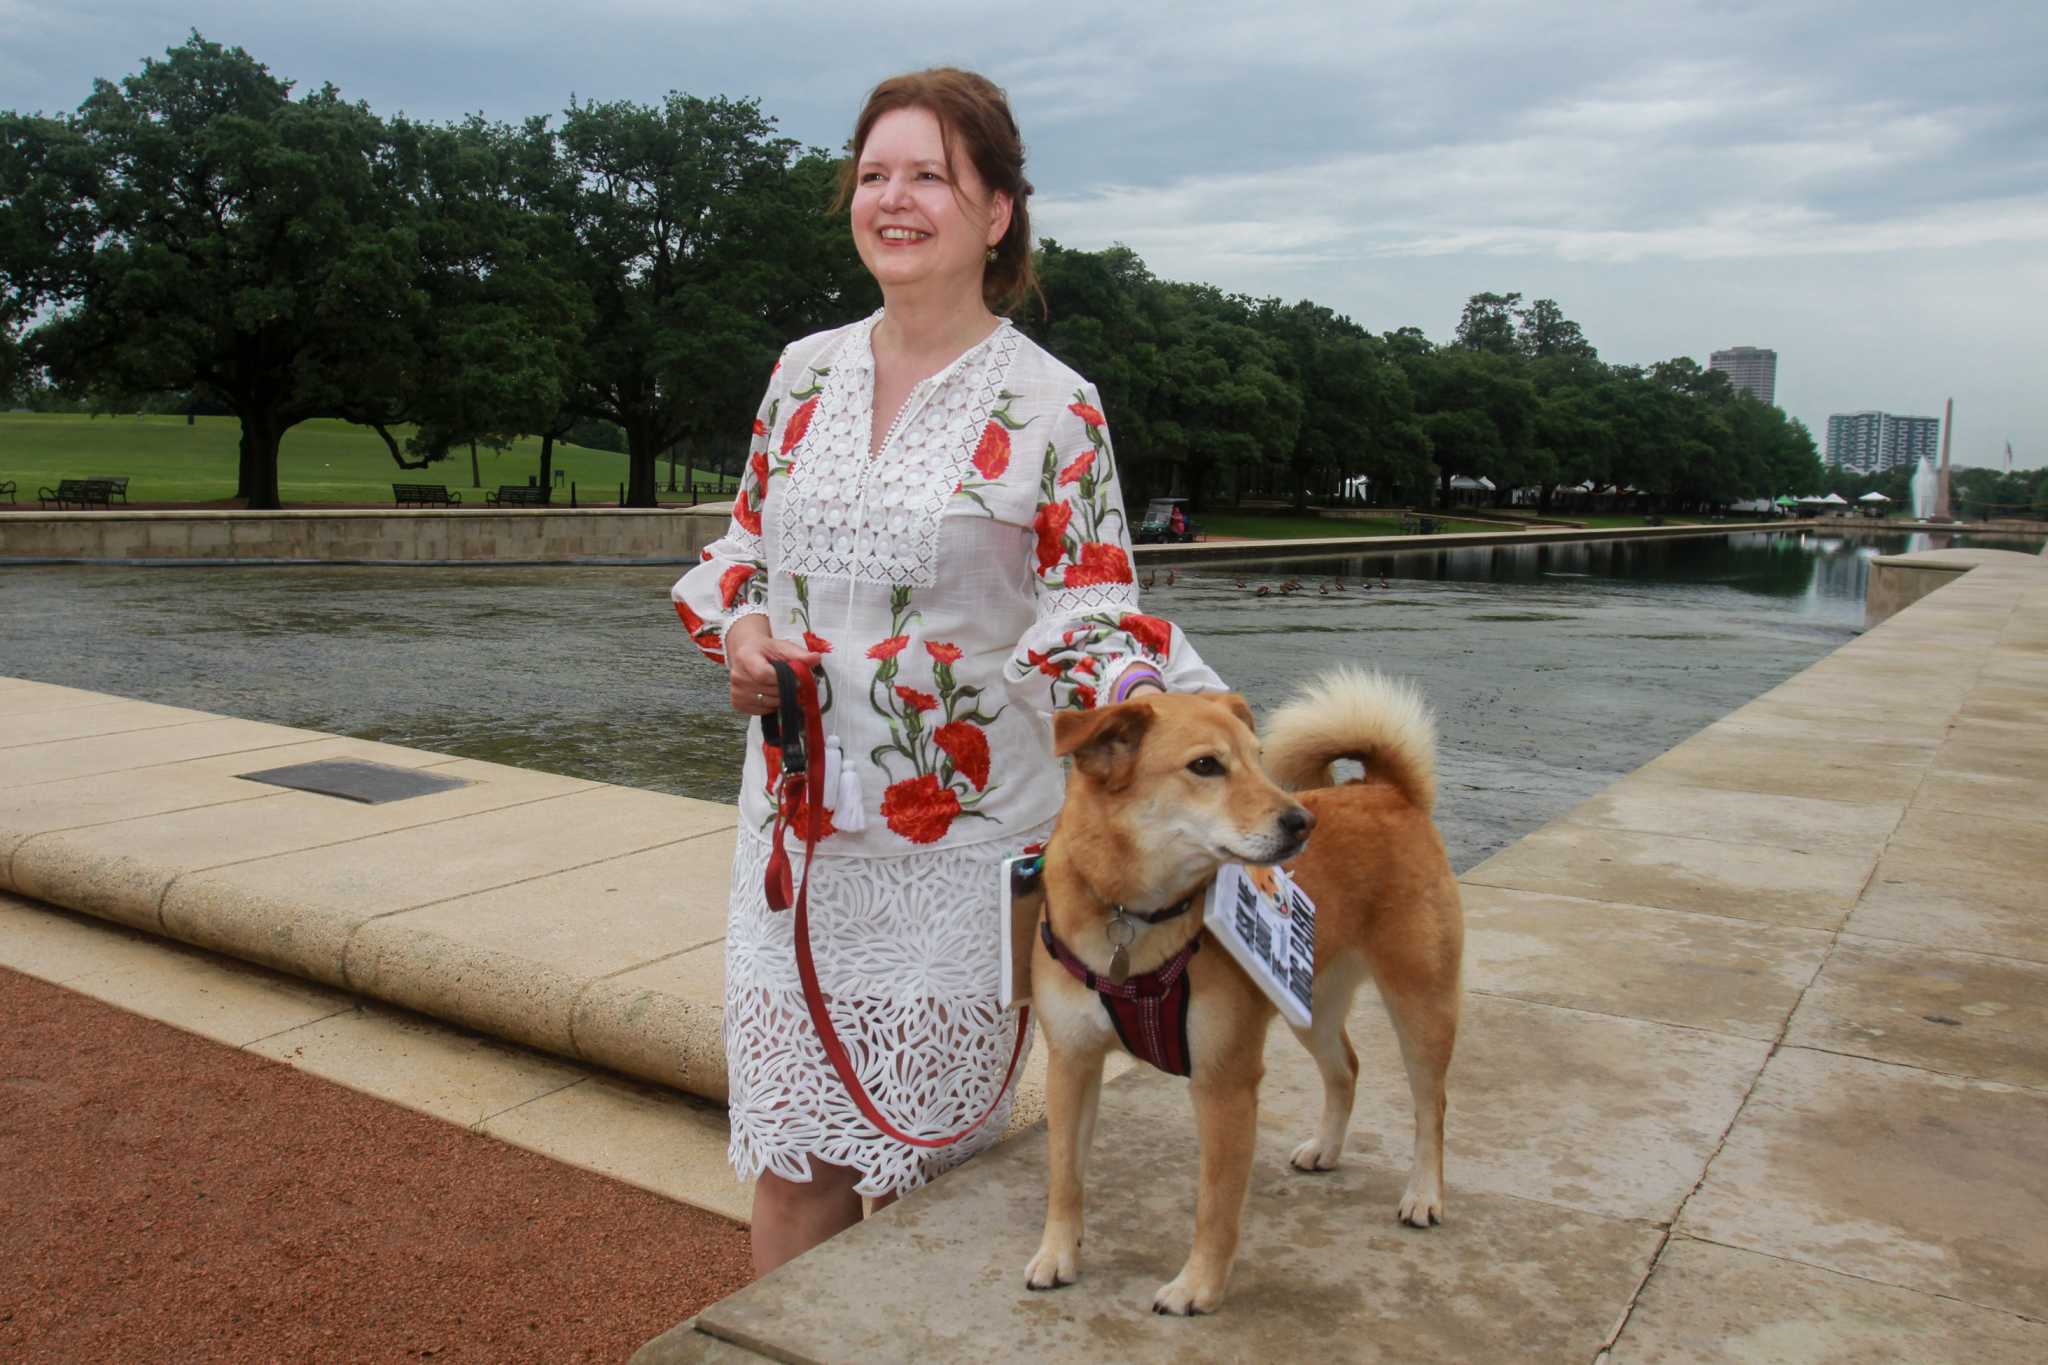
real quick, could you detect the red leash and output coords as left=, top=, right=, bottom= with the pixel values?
left=762, top=658, right=1029, bottom=1149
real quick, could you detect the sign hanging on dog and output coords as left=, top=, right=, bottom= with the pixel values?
left=1205, top=864, right=1316, bottom=1030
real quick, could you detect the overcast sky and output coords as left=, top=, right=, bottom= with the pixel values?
left=8, top=0, right=2043, bottom=470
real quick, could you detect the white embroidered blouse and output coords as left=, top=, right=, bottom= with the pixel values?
left=672, top=311, right=1223, bottom=856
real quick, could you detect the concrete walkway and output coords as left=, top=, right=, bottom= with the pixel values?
left=4, top=543, right=2045, bottom=1360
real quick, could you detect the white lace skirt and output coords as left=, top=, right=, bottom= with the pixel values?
left=723, top=819, right=1054, bottom=1197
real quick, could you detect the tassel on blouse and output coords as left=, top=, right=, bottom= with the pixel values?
left=823, top=736, right=867, bottom=831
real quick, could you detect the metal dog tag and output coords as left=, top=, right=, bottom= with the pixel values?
left=1105, top=910, right=1137, bottom=986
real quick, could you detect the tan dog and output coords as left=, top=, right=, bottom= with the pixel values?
left=1025, top=668, right=1463, bottom=1315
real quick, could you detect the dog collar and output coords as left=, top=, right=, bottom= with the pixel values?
left=1118, top=895, right=1195, bottom=926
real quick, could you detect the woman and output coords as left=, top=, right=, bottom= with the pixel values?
left=672, top=68, right=1222, bottom=1274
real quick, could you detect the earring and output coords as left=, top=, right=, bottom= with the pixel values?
left=987, top=246, right=998, bottom=262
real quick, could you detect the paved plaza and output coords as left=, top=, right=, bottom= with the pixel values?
left=2, top=546, right=2043, bottom=1361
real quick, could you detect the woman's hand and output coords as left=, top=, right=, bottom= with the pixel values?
left=726, top=616, right=823, bottom=716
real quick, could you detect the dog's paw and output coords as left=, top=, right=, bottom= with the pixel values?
left=1151, top=1270, right=1221, bottom=1317
left=1397, top=1174, right=1444, bottom=1228
left=1289, top=1135, right=1342, bottom=1172
left=1024, top=1240, right=1079, bottom=1292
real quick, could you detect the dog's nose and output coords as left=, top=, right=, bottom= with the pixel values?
left=1279, top=806, right=1315, bottom=840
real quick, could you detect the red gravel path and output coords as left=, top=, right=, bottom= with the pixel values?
left=0, top=966, right=754, bottom=1362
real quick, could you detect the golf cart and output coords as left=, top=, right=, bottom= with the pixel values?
left=1134, top=496, right=1200, bottom=544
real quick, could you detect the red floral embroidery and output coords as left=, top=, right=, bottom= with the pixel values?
left=752, top=417, right=767, bottom=437
left=750, top=450, right=769, bottom=489
left=1075, top=684, right=1098, bottom=708
left=1062, top=542, right=1133, bottom=588
left=1074, top=656, right=1098, bottom=677
left=673, top=600, right=724, bottom=661
left=894, top=685, right=939, bottom=714
left=718, top=564, right=756, bottom=608
left=972, top=423, right=1011, bottom=480
left=925, top=641, right=964, bottom=665
left=1033, top=501, right=1073, bottom=574
left=802, top=631, right=833, bottom=654
left=781, top=396, right=818, bottom=456
left=934, top=721, right=991, bottom=790
left=1120, top=613, right=1173, bottom=659
left=1069, top=400, right=1106, bottom=427
left=699, top=547, right=714, bottom=562
left=882, top=774, right=961, bottom=844
left=1057, top=450, right=1095, bottom=486
left=868, top=635, right=909, bottom=660
left=731, top=489, right=762, bottom=536
left=1026, top=647, right=1062, bottom=678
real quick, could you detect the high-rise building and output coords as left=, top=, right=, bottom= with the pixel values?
left=1826, top=411, right=1942, bottom=474
left=1884, top=414, right=1941, bottom=470
left=1709, top=346, right=1778, bottom=405
left=1827, top=411, right=1884, bottom=473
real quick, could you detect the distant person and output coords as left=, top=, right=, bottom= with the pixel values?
left=1169, top=503, right=1187, bottom=537
left=670, top=68, right=1222, bottom=1274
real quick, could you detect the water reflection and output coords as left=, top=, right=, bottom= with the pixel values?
left=0, top=530, right=2019, bottom=871
left=1197, top=529, right=2037, bottom=604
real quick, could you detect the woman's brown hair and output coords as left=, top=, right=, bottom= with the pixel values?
left=835, top=68, right=1043, bottom=317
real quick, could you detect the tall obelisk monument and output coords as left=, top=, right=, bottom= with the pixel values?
left=1935, top=397, right=1953, bottom=521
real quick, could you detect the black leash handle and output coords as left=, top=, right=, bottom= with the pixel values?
left=760, top=656, right=807, bottom=778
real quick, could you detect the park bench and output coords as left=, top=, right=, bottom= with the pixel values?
left=485, top=484, right=550, bottom=506
left=1400, top=512, right=1438, bottom=535
left=392, top=483, right=461, bottom=506
left=38, top=478, right=116, bottom=510
left=1, top=479, right=15, bottom=504
left=89, top=476, right=130, bottom=503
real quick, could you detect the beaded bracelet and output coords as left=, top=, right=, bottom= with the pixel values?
left=1111, top=662, right=1167, bottom=704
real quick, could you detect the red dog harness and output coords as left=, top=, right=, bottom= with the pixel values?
left=1039, top=919, right=1201, bottom=1077
left=762, top=658, right=1028, bottom=1149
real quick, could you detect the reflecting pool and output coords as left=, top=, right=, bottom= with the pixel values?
left=1, top=529, right=2025, bottom=870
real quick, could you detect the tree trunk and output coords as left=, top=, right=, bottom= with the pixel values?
left=1437, top=468, right=1452, bottom=508
left=1539, top=482, right=1556, bottom=515
left=242, top=410, right=286, bottom=510
left=235, top=425, right=255, bottom=502
left=539, top=434, right=555, bottom=493
left=470, top=441, right=481, bottom=488
left=626, top=426, right=660, bottom=508
left=666, top=439, right=682, bottom=494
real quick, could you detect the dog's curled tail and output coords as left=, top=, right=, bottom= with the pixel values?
left=1261, top=667, right=1438, bottom=812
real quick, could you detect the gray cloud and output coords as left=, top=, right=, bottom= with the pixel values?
left=6, top=0, right=2042, bottom=467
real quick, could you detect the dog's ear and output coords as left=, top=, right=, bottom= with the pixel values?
left=1053, top=701, right=1155, bottom=789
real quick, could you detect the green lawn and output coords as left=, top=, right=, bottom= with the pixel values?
left=1197, top=512, right=1516, bottom=540
left=1562, top=513, right=1709, bottom=528
left=0, top=413, right=737, bottom=506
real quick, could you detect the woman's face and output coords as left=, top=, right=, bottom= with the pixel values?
left=851, top=105, right=1010, bottom=303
